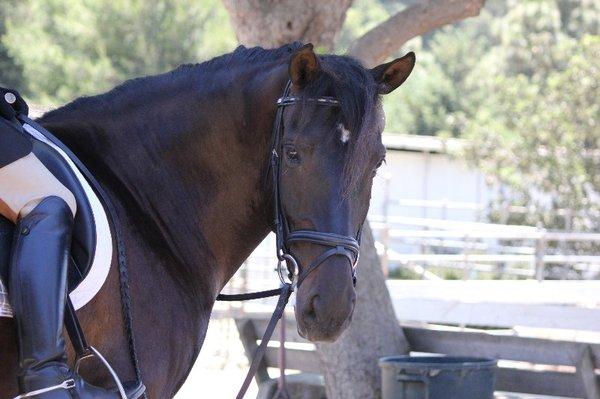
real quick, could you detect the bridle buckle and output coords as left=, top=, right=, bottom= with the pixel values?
left=277, top=252, right=299, bottom=286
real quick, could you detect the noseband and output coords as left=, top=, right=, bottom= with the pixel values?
left=270, top=81, right=362, bottom=288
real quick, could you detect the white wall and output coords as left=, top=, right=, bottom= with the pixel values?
left=369, top=149, right=498, bottom=222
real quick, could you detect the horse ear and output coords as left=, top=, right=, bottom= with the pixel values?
left=370, top=52, right=415, bottom=95
left=289, top=43, right=320, bottom=88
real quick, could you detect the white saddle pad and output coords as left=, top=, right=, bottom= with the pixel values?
left=0, top=123, right=113, bottom=318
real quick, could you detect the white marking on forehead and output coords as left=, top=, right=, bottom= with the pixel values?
left=338, top=123, right=351, bottom=144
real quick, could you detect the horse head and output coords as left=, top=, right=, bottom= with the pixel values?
left=276, top=44, right=415, bottom=342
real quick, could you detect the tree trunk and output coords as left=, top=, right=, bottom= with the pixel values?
left=349, top=0, right=486, bottom=67
left=222, top=0, right=353, bottom=50
left=315, top=225, right=408, bottom=399
left=222, top=1, right=487, bottom=397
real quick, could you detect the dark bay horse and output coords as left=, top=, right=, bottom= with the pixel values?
left=0, top=43, right=414, bottom=397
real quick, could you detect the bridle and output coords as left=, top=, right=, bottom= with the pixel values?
left=217, top=80, right=365, bottom=399
left=271, top=80, right=362, bottom=288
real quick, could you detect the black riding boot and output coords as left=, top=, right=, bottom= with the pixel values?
left=9, top=196, right=118, bottom=399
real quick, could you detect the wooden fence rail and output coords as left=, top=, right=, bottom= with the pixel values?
left=387, top=280, right=600, bottom=331
left=403, top=326, right=600, bottom=398
left=237, top=315, right=600, bottom=398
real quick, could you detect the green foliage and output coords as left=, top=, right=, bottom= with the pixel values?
left=383, top=53, right=458, bottom=135
left=457, top=0, right=600, bottom=232
left=1, top=0, right=236, bottom=104
left=464, top=35, right=600, bottom=230
left=387, top=266, right=420, bottom=280
left=0, top=0, right=24, bottom=89
left=443, top=270, right=461, bottom=280
left=336, top=0, right=404, bottom=53
left=340, top=0, right=599, bottom=234
left=338, top=0, right=598, bottom=140
left=557, top=0, right=600, bottom=38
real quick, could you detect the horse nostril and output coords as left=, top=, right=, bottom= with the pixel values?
left=304, top=295, right=319, bottom=321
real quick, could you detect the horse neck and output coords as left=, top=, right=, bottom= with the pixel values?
left=179, top=67, right=288, bottom=291
left=45, top=63, right=287, bottom=300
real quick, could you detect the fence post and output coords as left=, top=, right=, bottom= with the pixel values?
left=463, top=234, right=474, bottom=280
left=535, top=226, right=547, bottom=281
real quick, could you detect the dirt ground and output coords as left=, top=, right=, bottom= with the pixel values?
left=175, top=317, right=259, bottom=398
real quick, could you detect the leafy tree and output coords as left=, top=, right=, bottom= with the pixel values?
left=557, top=0, right=599, bottom=38
left=376, top=0, right=598, bottom=137
left=335, top=0, right=403, bottom=53
left=459, top=0, right=599, bottom=233
left=383, top=53, right=458, bottom=135
left=2, top=0, right=236, bottom=104
left=464, top=35, right=600, bottom=232
left=0, top=0, right=25, bottom=90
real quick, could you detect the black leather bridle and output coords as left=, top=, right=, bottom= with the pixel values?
left=271, top=80, right=362, bottom=288
left=217, top=80, right=365, bottom=399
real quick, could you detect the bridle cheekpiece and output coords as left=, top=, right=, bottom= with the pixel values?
left=271, top=81, right=362, bottom=288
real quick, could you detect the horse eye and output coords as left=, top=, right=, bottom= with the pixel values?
left=375, top=158, right=385, bottom=170
left=285, top=147, right=300, bottom=163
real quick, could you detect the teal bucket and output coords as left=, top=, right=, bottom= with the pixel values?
left=379, top=356, right=497, bottom=399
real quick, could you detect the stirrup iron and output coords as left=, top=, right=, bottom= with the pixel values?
left=75, top=346, right=128, bottom=399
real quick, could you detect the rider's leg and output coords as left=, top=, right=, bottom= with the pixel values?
left=10, top=196, right=75, bottom=398
left=1, top=153, right=117, bottom=398
left=0, top=152, right=76, bottom=223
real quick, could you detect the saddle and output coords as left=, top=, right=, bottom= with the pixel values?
left=0, top=116, right=114, bottom=317
left=0, top=116, right=146, bottom=398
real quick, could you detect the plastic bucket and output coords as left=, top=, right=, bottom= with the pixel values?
left=379, top=356, right=496, bottom=399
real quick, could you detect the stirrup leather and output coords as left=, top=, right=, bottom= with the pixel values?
left=13, top=379, right=75, bottom=399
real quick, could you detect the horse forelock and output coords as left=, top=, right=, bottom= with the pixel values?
left=296, top=55, right=382, bottom=195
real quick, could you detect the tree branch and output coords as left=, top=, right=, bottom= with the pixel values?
left=348, top=0, right=486, bottom=67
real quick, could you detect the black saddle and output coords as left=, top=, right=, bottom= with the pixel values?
left=0, top=110, right=146, bottom=399
left=0, top=118, right=97, bottom=292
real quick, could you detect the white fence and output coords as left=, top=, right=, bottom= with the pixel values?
left=369, top=199, right=600, bottom=281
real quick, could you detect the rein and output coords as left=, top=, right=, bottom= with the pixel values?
left=216, top=80, right=363, bottom=398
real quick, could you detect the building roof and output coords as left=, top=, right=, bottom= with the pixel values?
left=383, top=133, right=464, bottom=154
